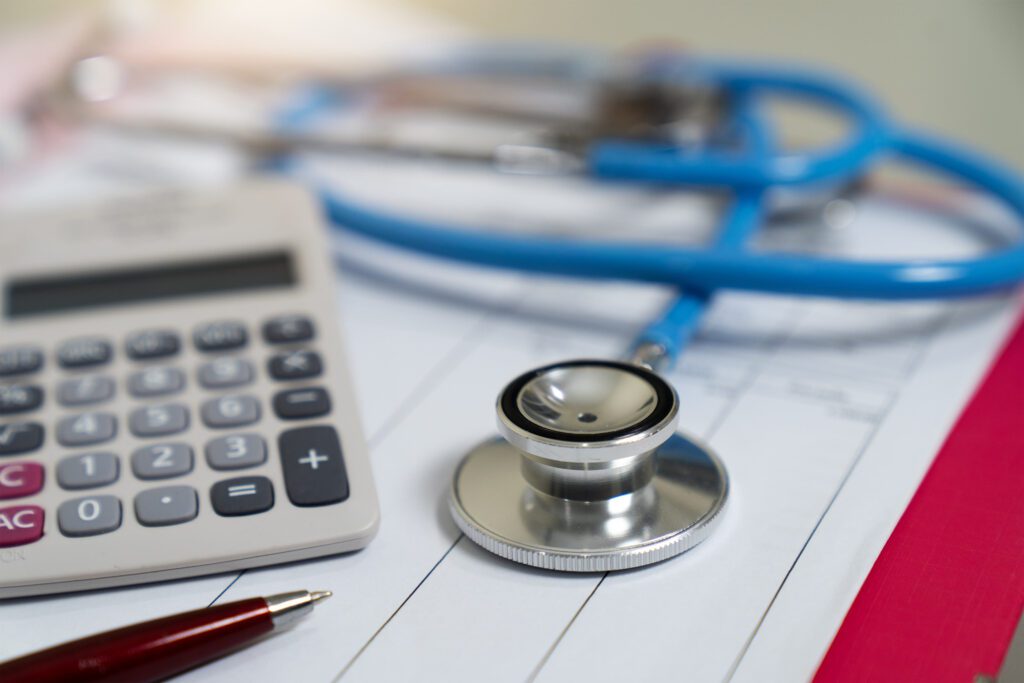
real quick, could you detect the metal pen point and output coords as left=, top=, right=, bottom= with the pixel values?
left=266, top=589, right=334, bottom=629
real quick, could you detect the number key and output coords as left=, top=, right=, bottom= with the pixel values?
left=57, top=495, right=121, bottom=537
left=201, top=395, right=260, bottom=428
left=198, top=357, right=253, bottom=389
left=129, top=404, right=189, bottom=437
left=128, top=367, right=185, bottom=398
left=57, top=452, right=119, bottom=490
left=57, top=412, right=116, bottom=447
left=57, top=375, right=115, bottom=407
left=131, top=444, right=193, bottom=480
left=206, top=434, right=267, bottom=470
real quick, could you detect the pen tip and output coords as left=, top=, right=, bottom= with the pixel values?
left=310, top=590, right=333, bottom=605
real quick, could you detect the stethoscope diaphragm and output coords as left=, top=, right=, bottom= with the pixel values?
left=449, top=359, right=728, bottom=572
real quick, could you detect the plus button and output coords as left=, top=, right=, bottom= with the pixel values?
left=298, top=449, right=329, bottom=470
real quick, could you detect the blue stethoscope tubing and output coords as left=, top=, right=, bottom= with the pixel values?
left=290, top=59, right=1024, bottom=366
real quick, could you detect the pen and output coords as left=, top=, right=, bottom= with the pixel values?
left=0, top=589, right=332, bottom=683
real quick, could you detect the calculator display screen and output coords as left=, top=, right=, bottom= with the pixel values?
left=5, top=252, right=295, bottom=318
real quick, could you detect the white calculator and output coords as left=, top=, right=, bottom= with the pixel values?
left=0, top=181, right=379, bottom=598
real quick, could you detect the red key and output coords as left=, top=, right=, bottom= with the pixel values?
left=0, top=505, right=44, bottom=547
left=0, top=462, right=44, bottom=500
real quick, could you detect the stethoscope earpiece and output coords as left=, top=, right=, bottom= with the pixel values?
left=449, top=360, right=728, bottom=571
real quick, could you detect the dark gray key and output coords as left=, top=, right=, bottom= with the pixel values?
left=206, top=434, right=267, bottom=470
left=57, top=412, right=117, bottom=447
left=0, top=422, right=43, bottom=456
left=210, top=476, right=274, bottom=516
left=58, top=495, right=122, bottom=537
left=128, top=367, right=185, bottom=398
left=278, top=426, right=349, bottom=506
left=135, top=486, right=198, bottom=527
left=57, top=451, right=119, bottom=490
left=129, top=403, right=189, bottom=437
left=0, top=347, right=42, bottom=377
left=58, top=338, right=112, bottom=368
left=263, top=315, right=315, bottom=344
left=57, top=375, right=115, bottom=407
left=131, top=443, right=193, bottom=480
left=125, top=330, right=180, bottom=360
left=268, top=350, right=322, bottom=381
left=194, top=321, right=248, bottom=352
left=201, top=395, right=260, bottom=428
left=197, top=357, right=253, bottom=389
left=0, top=385, right=43, bottom=414
left=273, top=388, right=331, bottom=420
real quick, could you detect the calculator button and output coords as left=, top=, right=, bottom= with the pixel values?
left=58, top=375, right=115, bottom=407
left=57, top=452, right=119, bottom=490
left=58, top=495, right=121, bottom=537
left=194, top=321, right=248, bottom=352
left=135, top=486, right=198, bottom=527
left=268, top=350, right=322, bottom=381
left=0, top=384, right=43, bottom=415
left=263, top=315, right=315, bottom=344
left=197, top=357, right=254, bottom=389
left=206, top=434, right=267, bottom=470
left=0, top=462, right=44, bottom=499
left=126, top=330, right=180, bottom=360
left=57, top=412, right=117, bottom=447
left=211, top=476, right=274, bottom=516
left=278, top=426, right=349, bottom=506
left=201, top=395, right=260, bottom=428
left=0, top=422, right=44, bottom=456
left=0, top=347, right=43, bottom=377
left=128, top=367, right=185, bottom=398
left=58, top=338, right=112, bottom=368
left=129, top=404, right=189, bottom=438
left=273, top=388, right=331, bottom=420
left=131, top=443, right=193, bottom=480
left=0, top=505, right=44, bottom=546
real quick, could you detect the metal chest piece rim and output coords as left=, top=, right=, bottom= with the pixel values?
left=450, top=359, right=729, bottom=572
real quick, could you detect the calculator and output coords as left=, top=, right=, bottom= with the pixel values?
left=0, top=181, right=379, bottom=598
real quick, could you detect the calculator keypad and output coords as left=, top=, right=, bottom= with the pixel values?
left=2, top=312, right=354, bottom=551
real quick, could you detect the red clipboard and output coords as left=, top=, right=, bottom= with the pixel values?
left=814, top=312, right=1024, bottom=682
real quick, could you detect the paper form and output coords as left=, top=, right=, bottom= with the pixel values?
left=0, top=138, right=1018, bottom=683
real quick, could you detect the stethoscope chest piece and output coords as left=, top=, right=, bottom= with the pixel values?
left=449, top=359, right=728, bottom=572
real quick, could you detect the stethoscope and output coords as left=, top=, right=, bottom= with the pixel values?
left=61, top=46, right=1024, bottom=571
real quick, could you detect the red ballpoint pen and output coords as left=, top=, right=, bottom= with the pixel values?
left=0, top=589, right=332, bottom=682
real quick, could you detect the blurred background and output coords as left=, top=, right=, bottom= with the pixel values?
left=2, top=0, right=1022, bottom=166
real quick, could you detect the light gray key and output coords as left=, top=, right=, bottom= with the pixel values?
left=58, top=495, right=122, bottom=537
left=57, top=412, right=117, bottom=447
left=134, top=486, right=198, bottom=527
left=206, top=434, right=267, bottom=470
left=57, top=451, right=119, bottom=490
left=201, top=395, right=260, bottom=428
left=131, top=443, right=193, bottom=480
left=57, top=375, right=115, bottom=407
left=197, top=357, right=254, bottom=389
left=129, top=403, right=189, bottom=437
left=128, top=366, right=185, bottom=398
